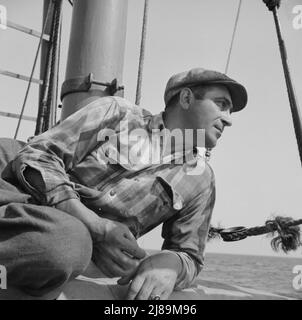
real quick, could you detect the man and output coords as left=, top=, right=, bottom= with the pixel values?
left=0, top=68, right=247, bottom=300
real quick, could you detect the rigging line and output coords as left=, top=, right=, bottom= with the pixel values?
left=225, top=0, right=242, bottom=75
left=49, top=1, right=63, bottom=129
left=14, top=1, right=54, bottom=140
left=54, top=21, right=62, bottom=125
left=135, top=0, right=150, bottom=106
left=68, top=0, right=73, bottom=7
left=36, top=0, right=62, bottom=135
left=208, top=216, right=302, bottom=253
left=271, top=7, right=302, bottom=166
left=6, top=20, right=50, bottom=41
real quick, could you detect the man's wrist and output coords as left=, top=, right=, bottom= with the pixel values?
left=160, top=250, right=183, bottom=278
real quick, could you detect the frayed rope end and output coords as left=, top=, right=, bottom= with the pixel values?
left=266, top=216, right=302, bottom=253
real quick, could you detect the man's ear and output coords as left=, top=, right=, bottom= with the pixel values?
left=179, top=88, right=194, bottom=110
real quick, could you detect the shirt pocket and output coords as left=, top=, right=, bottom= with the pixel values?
left=155, top=174, right=185, bottom=211
left=74, top=183, right=104, bottom=212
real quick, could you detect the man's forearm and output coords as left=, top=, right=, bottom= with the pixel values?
left=22, top=167, right=106, bottom=239
left=55, top=199, right=106, bottom=240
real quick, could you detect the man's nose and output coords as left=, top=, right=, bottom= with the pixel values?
left=221, top=110, right=232, bottom=127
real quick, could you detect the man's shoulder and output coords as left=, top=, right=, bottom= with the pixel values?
left=79, top=96, right=154, bottom=129
left=96, top=96, right=153, bottom=118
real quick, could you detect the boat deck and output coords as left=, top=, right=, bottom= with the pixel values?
left=58, top=262, right=293, bottom=300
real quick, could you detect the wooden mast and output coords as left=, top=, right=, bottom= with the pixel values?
left=60, top=0, right=128, bottom=120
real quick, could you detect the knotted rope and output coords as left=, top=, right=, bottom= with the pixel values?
left=208, top=216, right=302, bottom=253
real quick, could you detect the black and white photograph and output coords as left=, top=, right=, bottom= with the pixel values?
left=0, top=0, right=301, bottom=303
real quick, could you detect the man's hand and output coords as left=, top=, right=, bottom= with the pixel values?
left=55, top=198, right=146, bottom=278
left=92, top=218, right=146, bottom=278
left=117, top=251, right=181, bottom=300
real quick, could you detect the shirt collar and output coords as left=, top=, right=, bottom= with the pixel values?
left=148, top=112, right=207, bottom=161
left=148, top=112, right=166, bottom=132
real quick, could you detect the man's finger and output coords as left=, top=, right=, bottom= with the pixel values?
left=94, top=255, right=115, bottom=278
left=117, top=275, right=131, bottom=286
left=136, top=278, right=154, bottom=300
left=94, top=249, right=132, bottom=278
left=124, top=230, right=136, bottom=241
left=121, top=239, right=146, bottom=259
left=158, top=288, right=172, bottom=301
left=126, top=276, right=145, bottom=300
left=117, top=268, right=136, bottom=285
left=104, top=252, right=137, bottom=277
left=109, top=249, right=140, bottom=273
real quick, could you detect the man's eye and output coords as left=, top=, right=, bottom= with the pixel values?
left=216, top=101, right=226, bottom=109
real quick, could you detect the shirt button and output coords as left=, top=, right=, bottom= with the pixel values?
left=173, top=201, right=183, bottom=210
left=109, top=190, right=116, bottom=197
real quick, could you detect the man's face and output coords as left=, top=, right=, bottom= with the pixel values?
left=183, top=85, right=233, bottom=148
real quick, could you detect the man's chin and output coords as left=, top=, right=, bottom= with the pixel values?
left=205, top=137, right=217, bottom=149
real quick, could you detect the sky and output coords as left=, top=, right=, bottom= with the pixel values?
left=0, top=0, right=301, bottom=258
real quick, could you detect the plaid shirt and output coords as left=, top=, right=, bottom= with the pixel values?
left=12, top=96, right=216, bottom=290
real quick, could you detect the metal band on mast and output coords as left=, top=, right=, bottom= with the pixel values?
left=61, top=0, right=128, bottom=120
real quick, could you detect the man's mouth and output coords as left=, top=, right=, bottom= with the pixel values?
left=214, top=125, right=223, bottom=134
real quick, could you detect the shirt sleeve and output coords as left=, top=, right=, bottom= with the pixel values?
left=161, top=165, right=216, bottom=290
left=12, top=97, right=123, bottom=206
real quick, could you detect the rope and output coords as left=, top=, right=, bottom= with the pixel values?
left=45, top=0, right=62, bottom=130
left=135, top=0, right=150, bottom=106
left=225, top=0, right=242, bottom=74
left=14, top=1, right=54, bottom=139
left=209, top=1, right=302, bottom=255
left=54, top=21, right=62, bottom=125
left=208, top=216, right=302, bottom=253
left=262, top=1, right=302, bottom=166
left=272, top=7, right=302, bottom=166
left=35, top=0, right=63, bottom=135
left=263, top=0, right=280, bottom=11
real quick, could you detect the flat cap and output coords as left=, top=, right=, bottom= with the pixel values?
left=164, top=68, right=248, bottom=112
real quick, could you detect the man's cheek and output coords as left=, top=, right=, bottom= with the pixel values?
left=203, top=99, right=217, bottom=110
left=205, top=131, right=217, bottom=148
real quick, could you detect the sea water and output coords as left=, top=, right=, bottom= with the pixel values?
left=200, top=253, right=302, bottom=299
